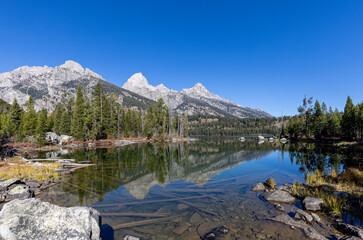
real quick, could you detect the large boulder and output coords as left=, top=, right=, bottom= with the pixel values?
left=303, top=197, right=324, bottom=211
left=262, top=190, right=296, bottom=203
left=0, top=198, right=101, bottom=240
left=6, top=184, right=34, bottom=201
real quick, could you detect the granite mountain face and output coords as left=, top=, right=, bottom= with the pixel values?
left=0, top=61, right=271, bottom=117
left=0, top=60, right=153, bottom=111
left=123, top=73, right=271, bottom=118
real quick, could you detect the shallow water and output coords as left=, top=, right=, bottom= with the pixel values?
left=36, top=138, right=360, bottom=239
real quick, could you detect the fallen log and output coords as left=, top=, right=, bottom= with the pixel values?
left=101, top=212, right=170, bottom=218
left=113, top=216, right=177, bottom=230
left=27, top=158, right=75, bottom=162
left=93, top=195, right=209, bottom=208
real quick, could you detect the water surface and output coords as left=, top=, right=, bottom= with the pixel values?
left=36, top=138, right=357, bottom=239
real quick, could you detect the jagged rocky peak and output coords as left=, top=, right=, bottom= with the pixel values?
left=123, top=73, right=150, bottom=88
left=181, top=82, right=223, bottom=101
left=59, top=60, right=85, bottom=73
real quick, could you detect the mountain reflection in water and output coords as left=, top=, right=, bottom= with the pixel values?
left=36, top=138, right=358, bottom=239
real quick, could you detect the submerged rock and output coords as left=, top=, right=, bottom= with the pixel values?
left=262, top=190, right=296, bottom=203
left=177, top=203, right=190, bottom=211
left=269, top=214, right=327, bottom=240
left=303, top=197, right=324, bottom=211
left=273, top=203, right=284, bottom=211
left=202, top=226, right=230, bottom=240
left=336, top=222, right=363, bottom=239
left=0, top=198, right=101, bottom=240
left=190, top=213, right=203, bottom=223
left=252, top=182, right=265, bottom=192
left=294, top=209, right=313, bottom=223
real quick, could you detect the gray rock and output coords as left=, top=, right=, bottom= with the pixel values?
left=0, top=198, right=101, bottom=240
left=273, top=203, right=284, bottom=211
left=294, top=209, right=313, bottom=223
left=252, top=182, right=265, bottom=192
left=310, top=213, right=322, bottom=223
left=337, top=222, right=363, bottom=239
left=177, top=203, right=190, bottom=211
left=339, top=236, right=362, bottom=240
left=46, top=132, right=60, bottom=143
left=124, top=235, right=140, bottom=240
left=0, top=178, right=21, bottom=191
left=190, top=212, right=203, bottom=223
left=6, top=184, right=33, bottom=201
left=269, top=214, right=327, bottom=240
left=303, top=197, right=324, bottom=211
left=262, top=190, right=296, bottom=203
left=25, top=180, right=41, bottom=189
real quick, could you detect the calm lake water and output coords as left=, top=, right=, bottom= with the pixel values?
left=36, top=137, right=361, bottom=240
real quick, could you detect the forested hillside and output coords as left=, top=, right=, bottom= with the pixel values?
left=188, top=115, right=287, bottom=136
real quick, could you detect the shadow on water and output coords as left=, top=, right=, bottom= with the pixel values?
left=36, top=138, right=361, bottom=239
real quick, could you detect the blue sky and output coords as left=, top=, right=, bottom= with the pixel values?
left=1, top=1, right=362, bottom=116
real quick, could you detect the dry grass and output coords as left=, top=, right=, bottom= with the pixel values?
left=291, top=182, right=345, bottom=217
left=0, top=157, right=60, bottom=182
left=293, top=168, right=363, bottom=218
left=338, top=168, right=363, bottom=187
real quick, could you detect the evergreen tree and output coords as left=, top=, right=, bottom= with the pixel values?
left=60, top=110, right=71, bottom=135
left=36, top=109, right=48, bottom=145
left=53, top=104, right=63, bottom=134
left=9, top=98, right=23, bottom=138
left=172, top=114, right=179, bottom=136
left=312, top=100, right=323, bottom=137
left=71, top=85, right=86, bottom=140
left=342, top=96, right=356, bottom=139
left=22, top=96, right=37, bottom=138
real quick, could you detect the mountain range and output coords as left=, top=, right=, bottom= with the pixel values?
left=0, top=60, right=271, bottom=118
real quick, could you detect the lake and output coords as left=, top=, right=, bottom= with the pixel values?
left=35, top=137, right=359, bottom=239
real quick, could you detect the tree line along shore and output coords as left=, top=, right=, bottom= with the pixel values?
left=0, top=82, right=189, bottom=146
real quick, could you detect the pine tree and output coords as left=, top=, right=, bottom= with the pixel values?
left=22, top=96, right=37, bottom=139
left=60, top=110, right=71, bottom=135
left=182, top=113, right=188, bottom=137
left=36, top=109, right=48, bottom=145
left=91, top=82, right=103, bottom=139
left=172, top=114, right=179, bottom=136
left=53, top=104, right=63, bottom=134
left=71, top=85, right=86, bottom=140
left=312, top=100, right=323, bottom=137
left=342, top=96, right=356, bottom=139
left=10, top=98, right=23, bottom=138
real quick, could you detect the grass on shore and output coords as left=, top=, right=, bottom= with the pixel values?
left=292, top=168, right=363, bottom=218
left=0, top=157, right=60, bottom=182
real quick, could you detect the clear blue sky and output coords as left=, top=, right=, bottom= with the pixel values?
left=1, top=0, right=362, bottom=116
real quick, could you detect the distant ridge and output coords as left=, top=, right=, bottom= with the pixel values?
left=123, top=73, right=271, bottom=118
left=0, top=61, right=271, bottom=118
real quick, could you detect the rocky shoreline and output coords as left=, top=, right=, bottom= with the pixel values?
left=253, top=178, right=363, bottom=240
